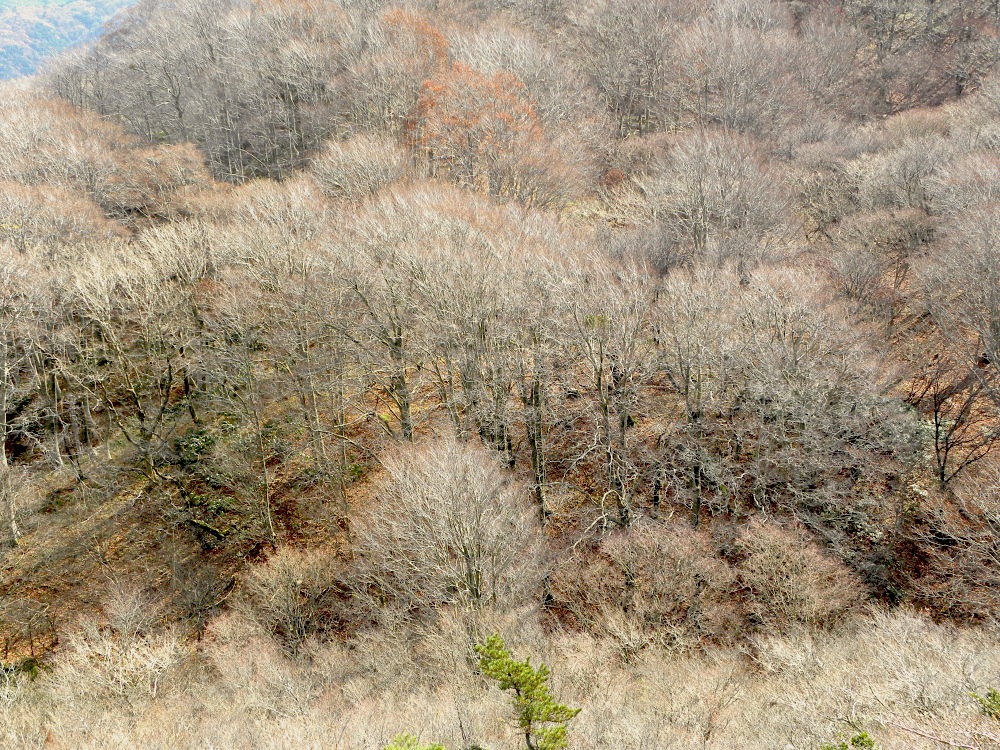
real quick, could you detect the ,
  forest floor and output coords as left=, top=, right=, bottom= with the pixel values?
left=6, top=0, right=1000, bottom=748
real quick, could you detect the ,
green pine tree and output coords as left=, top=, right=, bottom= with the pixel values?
left=972, top=687, right=1000, bottom=720
left=475, top=633, right=581, bottom=750
left=820, top=731, right=876, bottom=750
left=382, top=734, right=447, bottom=750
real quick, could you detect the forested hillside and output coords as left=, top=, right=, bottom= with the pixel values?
left=0, top=0, right=133, bottom=79
left=4, top=0, right=1000, bottom=748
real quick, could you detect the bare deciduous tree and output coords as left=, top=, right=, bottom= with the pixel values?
left=309, top=133, right=408, bottom=202
left=567, top=253, right=657, bottom=527
left=636, top=130, right=789, bottom=277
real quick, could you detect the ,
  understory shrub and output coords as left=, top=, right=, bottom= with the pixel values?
left=549, top=521, right=740, bottom=654
left=240, top=548, right=347, bottom=655
left=736, top=521, right=863, bottom=631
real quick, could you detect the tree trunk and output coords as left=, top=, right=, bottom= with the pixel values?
left=523, top=377, right=548, bottom=523
left=388, top=328, right=413, bottom=442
